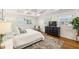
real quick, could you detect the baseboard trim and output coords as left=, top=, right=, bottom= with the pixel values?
left=44, top=32, right=78, bottom=42
left=59, top=36, right=78, bottom=42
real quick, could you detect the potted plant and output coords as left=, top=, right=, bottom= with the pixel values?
left=71, top=17, right=79, bottom=36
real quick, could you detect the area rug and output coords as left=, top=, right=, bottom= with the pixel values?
left=24, top=34, right=64, bottom=49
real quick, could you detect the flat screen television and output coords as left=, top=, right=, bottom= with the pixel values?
left=49, top=21, right=57, bottom=26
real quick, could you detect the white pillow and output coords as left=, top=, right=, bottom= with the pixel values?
left=25, top=29, right=34, bottom=32
left=11, top=24, right=20, bottom=35
left=18, top=27, right=27, bottom=34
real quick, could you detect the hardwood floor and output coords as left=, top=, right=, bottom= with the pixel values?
left=45, top=33, right=79, bottom=49
left=60, top=37, right=79, bottom=49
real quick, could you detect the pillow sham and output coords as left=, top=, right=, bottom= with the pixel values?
left=18, top=27, right=27, bottom=34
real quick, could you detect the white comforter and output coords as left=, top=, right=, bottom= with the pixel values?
left=13, top=29, right=45, bottom=49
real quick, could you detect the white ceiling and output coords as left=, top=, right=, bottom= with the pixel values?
left=0, top=9, right=78, bottom=17
left=15, top=9, right=78, bottom=16
left=16, top=9, right=58, bottom=16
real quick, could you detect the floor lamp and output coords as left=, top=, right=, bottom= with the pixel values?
left=0, top=21, right=11, bottom=49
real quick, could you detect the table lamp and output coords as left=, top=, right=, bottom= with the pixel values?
left=0, top=21, right=12, bottom=48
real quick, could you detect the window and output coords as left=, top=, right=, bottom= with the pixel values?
left=26, top=20, right=32, bottom=24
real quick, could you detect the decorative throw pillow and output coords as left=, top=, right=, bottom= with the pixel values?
left=18, top=27, right=27, bottom=34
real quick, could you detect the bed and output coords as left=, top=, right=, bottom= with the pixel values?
left=13, top=29, right=45, bottom=49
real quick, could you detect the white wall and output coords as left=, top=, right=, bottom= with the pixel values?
left=37, top=13, right=54, bottom=32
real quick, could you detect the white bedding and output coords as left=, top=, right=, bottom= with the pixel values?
left=13, top=29, right=44, bottom=49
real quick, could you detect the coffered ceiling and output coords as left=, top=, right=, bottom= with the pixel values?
left=11, top=9, right=78, bottom=16
left=0, top=9, right=78, bottom=17
left=16, top=9, right=58, bottom=16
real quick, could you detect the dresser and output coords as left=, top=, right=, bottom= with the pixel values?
left=45, top=26, right=60, bottom=37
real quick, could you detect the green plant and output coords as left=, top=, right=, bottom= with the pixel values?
left=71, top=17, right=79, bottom=31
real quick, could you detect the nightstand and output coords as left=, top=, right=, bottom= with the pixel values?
left=34, top=26, right=40, bottom=31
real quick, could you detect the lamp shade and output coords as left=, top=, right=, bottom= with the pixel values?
left=0, top=21, right=12, bottom=34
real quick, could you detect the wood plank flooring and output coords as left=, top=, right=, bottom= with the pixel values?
left=60, top=37, right=79, bottom=49
left=45, top=33, right=79, bottom=49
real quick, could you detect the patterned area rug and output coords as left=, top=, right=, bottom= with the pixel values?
left=24, top=34, right=64, bottom=49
